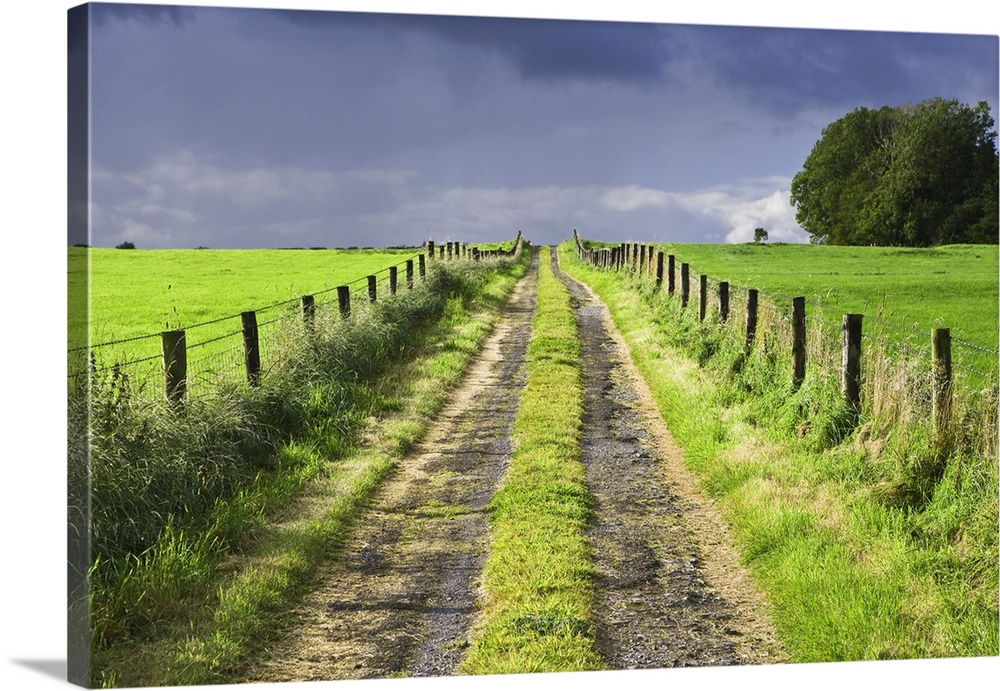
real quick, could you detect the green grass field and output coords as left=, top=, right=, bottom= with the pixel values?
left=653, top=242, right=998, bottom=351
left=586, top=240, right=998, bottom=380
left=74, top=247, right=420, bottom=342
left=69, top=246, right=457, bottom=387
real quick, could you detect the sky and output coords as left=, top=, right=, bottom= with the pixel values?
left=74, top=1, right=999, bottom=249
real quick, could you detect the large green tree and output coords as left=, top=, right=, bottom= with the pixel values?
left=790, top=98, right=998, bottom=246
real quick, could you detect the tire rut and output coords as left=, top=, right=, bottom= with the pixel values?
left=551, top=249, right=785, bottom=669
left=250, top=248, right=540, bottom=682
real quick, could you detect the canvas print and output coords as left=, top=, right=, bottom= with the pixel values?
left=67, top=2, right=999, bottom=688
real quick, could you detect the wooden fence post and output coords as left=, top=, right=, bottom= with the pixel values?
left=667, top=255, right=676, bottom=294
left=367, top=275, right=377, bottom=303
left=161, top=329, right=186, bottom=405
left=418, top=254, right=426, bottom=280
left=932, top=327, right=953, bottom=446
left=338, top=286, right=351, bottom=320
left=301, top=294, right=315, bottom=329
left=792, top=297, right=806, bottom=389
left=718, top=281, right=730, bottom=323
left=655, top=251, right=664, bottom=287
left=639, top=245, right=646, bottom=275
left=406, top=259, right=414, bottom=289
left=745, top=289, right=758, bottom=352
left=241, top=311, right=260, bottom=387
left=389, top=266, right=398, bottom=296
left=427, top=240, right=435, bottom=260
left=699, top=274, right=708, bottom=322
left=681, top=263, right=690, bottom=308
left=842, top=314, right=863, bottom=407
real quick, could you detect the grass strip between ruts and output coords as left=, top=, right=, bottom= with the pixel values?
left=460, top=246, right=606, bottom=674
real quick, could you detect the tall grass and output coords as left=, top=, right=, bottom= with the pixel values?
left=71, top=247, right=531, bottom=685
left=560, top=240, right=998, bottom=662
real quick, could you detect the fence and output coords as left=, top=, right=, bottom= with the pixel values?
left=70, top=233, right=525, bottom=405
left=571, top=230, right=999, bottom=444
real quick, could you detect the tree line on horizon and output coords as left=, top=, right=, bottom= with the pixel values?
left=790, top=97, right=998, bottom=247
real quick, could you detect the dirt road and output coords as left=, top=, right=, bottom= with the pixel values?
left=249, top=246, right=782, bottom=682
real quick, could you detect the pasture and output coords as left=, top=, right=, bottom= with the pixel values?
left=75, top=247, right=421, bottom=342
left=71, top=247, right=424, bottom=386
left=652, top=242, right=998, bottom=352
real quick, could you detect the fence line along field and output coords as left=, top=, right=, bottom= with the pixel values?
left=70, top=246, right=441, bottom=391
left=75, top=247, right=422, bottom=342
left=585, top=240, right=998, bottom=383
left=650, top=242, right=998, bottom=353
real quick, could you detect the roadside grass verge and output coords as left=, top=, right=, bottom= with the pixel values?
left=460, top=246, right=605, bottom=674
left=559, top=241, right=998, bottom=663
left=79, top=248, right=531, bottom=688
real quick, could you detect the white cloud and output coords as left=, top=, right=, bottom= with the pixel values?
left=130, top=151, right=340, bottom=207
left=92, top=151, right=410, bottom=247
left=599, top=186, right=670, bottom=212
left=120, top=218, right=174, bottom=247
left=92, top=148, right=809, bottom=248
left=657, top=179, right=808, bottom=244
left=363, top=178, right=808, bottom=245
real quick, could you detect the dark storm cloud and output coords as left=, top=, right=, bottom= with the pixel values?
left=269, top=10, right=670, bottom=85
left=268, top=10, right=997, bottom=116
left=83, top=4, right=998, bottom=249
left=678, top=24, right=999, bottom=117
left=91, top=2, right=195, bottom=28
left=406, top=15, right=669, bottom=84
